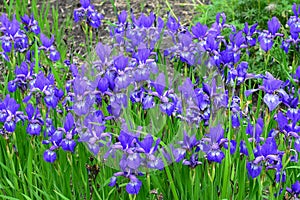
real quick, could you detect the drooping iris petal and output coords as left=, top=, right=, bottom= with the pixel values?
left=246, top=162, right=262, bottom=178
left=126, top=179, right=142, bottom=194
left=27, top=123, right=41, bottom=135
left=142, top=95, right=155, bottom=110
left=207, top=150, right=225, bottom=163
left=61, top=139, right=77, bottom=152
left=259, top=37, right=273, bottom=52
left=43, top=150, right=57, bottom=163
left=49, top=50, right=60, bottom=62
left=108, top=176, right=117, bottom=187
left=263, top=93, right=281, bottom=111
left=8, top=81, right=17, bottom=93
left=4, top=120, right=16, bottom=132
left=127, top=153, right=141, bottom=169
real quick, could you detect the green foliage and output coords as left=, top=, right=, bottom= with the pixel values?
left=193, top=0, right=295, bottom=29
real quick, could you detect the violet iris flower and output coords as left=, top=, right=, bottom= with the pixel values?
left=0, top=95, right=23, bottom=132
left=176, top=132, right=202, bottom=168
left=281, top=4, right=300, bottom=53
left=21, top=14, right=40, bottom=35
left=74, top=0, right=103, bottom=28
left=109, top=173, right=142, bottom=195
left=25, top=103, right=44, bottom=135
left=246, top=117, right=264, bottom=143
left=78, top=111, right=111, bottom=155
left=8, top=61, right=33, bottom=93
left=243, top=22, right=258, bottom=47
left=258, top=17, right=282, bottom=52
left=245, top=72, right=286, bottom=111
left=199, top=124, right=227, bottom=163
left=43, top=113, right=77, bottom=162
left=0, top=14, right=29, bottom=53
left=221, top=30, right=247, bottom=65
left=247, top=137, right=282, bottom=178
left=286, top=180, right=300, bottom=198
left=137, top=134, right=163, bottom=170
left=39, top=33, right=60, bottom=62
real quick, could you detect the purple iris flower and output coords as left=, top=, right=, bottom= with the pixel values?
left=44, top=117, right=56, bottom=138
left=239, top=140, right=248, bottom=156
left=226, top=61, right=249, bottom=86
left=43, top=150, right=57, bottom=163
left=0, top=95, right=22, bottom=132
left=132, top=46, right=158, bottom=82
left=246, top=72, right=285, bottom=111
left=247, top=137, right=282, bottom=179
left=246, top=162, right=262, bottom=178
left=97, top=77, right=109, bottom=93
left=78, top=112, right=110, bottom=156
left=109, top=173, right=143, bottom=195
left=284, top=4, right=300, bottom=52
left=137, top=134, right=163, bottom=169
left=11, top=61, right=33, bottom=92
left=166, top=15, right=180, bottom=32
left=25, top=103, right=44, bottom=136
left=199, top=124, right=227, bottom=163
left=44, top=87, right=63, bottom=108
left=95, top=42, right=112, bottom=69
left=268, top=17, right=281, bottom=35
left=151, top=73, right=166, bottom=96
left=182, top=153, right=202, bottom=168
left=0, top=14, right=29, bottom=53
left=258, top=17, right=282, bottom=52
left=171, top=132, right=202, bottom=168
left=286, top=180, right=300, bottom=197
left=39, top=34, right=60, bottom=62
left=178, top=77, right=195, bottom=99
left=118, top=10, right=127, bottom=24
left=191, top=22, right=208, bottom=40
left=130, top=87, right=145, bottom=103
left=60, top=114, right=77, bottom=152
left=243, top=22, right=258, bottom=47
left=178, top=132, right=198, bottom=152
left=159, top=91, right=181, bottom=116
left=21, top=14, right=40, bottom=35
left=74, top=0, right=103, bottom=28
left=246, top=117, right=264, bottom=143
left=43, top=112, right=77, bottom=161
left=224, top=140, right=237, bottom=154
left=114, top=55, right=129, bottom=71
left=108, top=93, right=128, bottom=117
left=133, top=12, right=155, bottom=28
left=142, top=95, right=155, bottom=110
left=126, top=176, right=142, bottom=194
left=222, top=31, right=247, bottom=65
left=276, top=109, right=300, bottom=136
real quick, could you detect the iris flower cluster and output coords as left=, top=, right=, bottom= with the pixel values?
left=1, top=1, right=300, bottom=197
